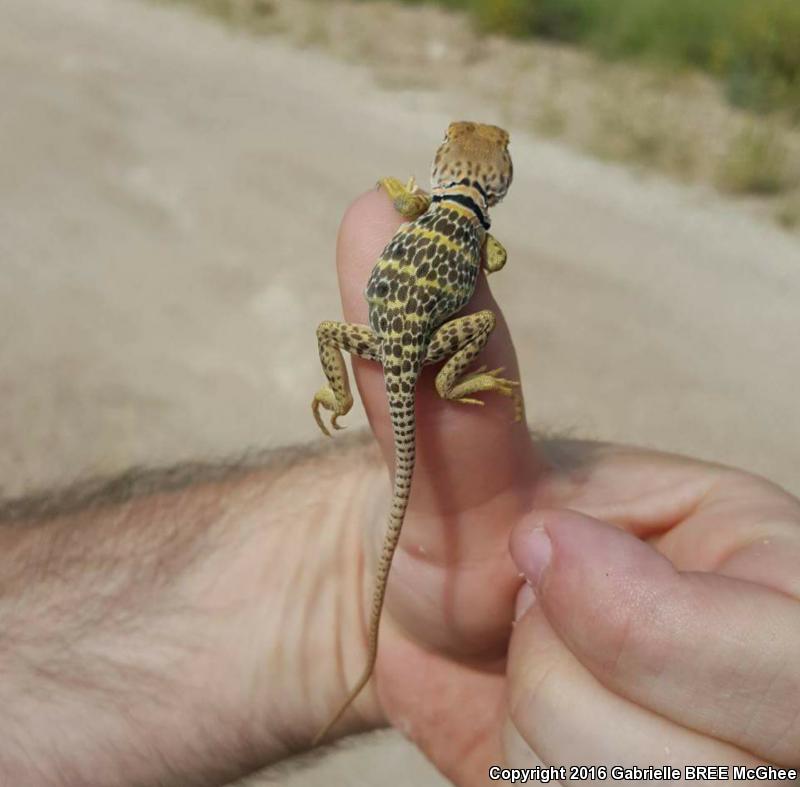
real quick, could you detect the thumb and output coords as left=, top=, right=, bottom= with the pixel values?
left=336, top=188, right=537, bottom=514
left=510, top=509, right=678, bottom=656
left=509, top=510, right=800, bottom=766
left=333, top=187, right=543, bottom=655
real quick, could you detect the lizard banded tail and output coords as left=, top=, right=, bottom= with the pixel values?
left=313, top=391, right=416, bottom=745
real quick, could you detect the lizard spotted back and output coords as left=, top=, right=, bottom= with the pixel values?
left=311, top=122, right=518, bottom=744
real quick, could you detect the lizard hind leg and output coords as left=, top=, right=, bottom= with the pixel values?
left=311, top=321, right=381, bottom=437
left=378, top=176, right=431, bottom=220
left=425, top=310, right=523, bottom=420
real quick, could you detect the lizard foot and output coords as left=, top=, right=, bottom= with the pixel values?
left=377, top=176, right=430, bottom=220
left=311, top=387, right=351, bottom=437
left=448, top=366, right=521, bottom=418
left=483, top=234, right=507, bottom=275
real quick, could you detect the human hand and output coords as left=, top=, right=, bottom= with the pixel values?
left=507, top=455, right=800, bottom=781
left=324, top=186, right=541, bottom=771
left=328, top=189, right=800, bottom=785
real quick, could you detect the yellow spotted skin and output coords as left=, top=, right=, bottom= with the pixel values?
left=311, top=122, right=519, bottom=744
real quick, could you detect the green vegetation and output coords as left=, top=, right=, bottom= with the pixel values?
left=391, top=0, right=800, bottom=116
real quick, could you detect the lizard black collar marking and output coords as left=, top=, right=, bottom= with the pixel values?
left=460, top=178, right=490, bottom=204
left=431, top=193, right=491, bottom=230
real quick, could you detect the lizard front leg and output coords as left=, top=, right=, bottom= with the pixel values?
left=424, top=310, right=522, bottom=419
left=382, top=174, right=506, bottom=271
left=483, top=233, right=507, bottom=274
left=312, top=321, right=381, bottom=436
left=378, top=176, right=431, bottom=220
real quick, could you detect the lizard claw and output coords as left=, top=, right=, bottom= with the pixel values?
left=454, top=397, right=485, bottom=407
left=312, top=399, right=332, bottom=438
left=446, top=366, right=521, bottom=409
left=312, top=386, right=352, bottom=437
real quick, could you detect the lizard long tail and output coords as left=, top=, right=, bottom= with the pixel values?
left=313, top=392, right=416, bottom=745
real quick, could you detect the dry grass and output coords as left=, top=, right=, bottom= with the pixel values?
left=392, top=0, right=800, bottom=118
left=156, top=0, right=800, bottom=230
left=776, top=195, right=800, bottom=228
left=716, top=125, right=791, bottom=194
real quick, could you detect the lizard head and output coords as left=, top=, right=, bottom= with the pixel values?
left=430, top=121, right=512, bottom=206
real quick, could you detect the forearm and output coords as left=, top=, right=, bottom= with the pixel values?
left=0, top=437, right=380, bottom=786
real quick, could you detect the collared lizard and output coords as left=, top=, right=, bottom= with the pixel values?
left=311, top=121, right=519, bottom=743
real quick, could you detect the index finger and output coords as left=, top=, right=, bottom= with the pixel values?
left=337, top=188, right=539, bottom=508
left=335, top=187, right=543, bottom=650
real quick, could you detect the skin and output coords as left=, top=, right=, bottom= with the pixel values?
left=0, top=189, right=797, bottom=786
left=327, top=188, right=800, bottom=784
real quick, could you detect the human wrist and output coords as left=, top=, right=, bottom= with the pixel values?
left=0, top=438, right=385, bottom=784
left=247, top=436, right=388, bottom=748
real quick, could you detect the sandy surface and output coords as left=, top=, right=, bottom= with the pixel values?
left=2, top=0, right=800, bottom=784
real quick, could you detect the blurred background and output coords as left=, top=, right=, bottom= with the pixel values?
left=3, top=0, right=799, bottom=784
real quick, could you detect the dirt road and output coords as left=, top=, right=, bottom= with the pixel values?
left=3, top=0, right=799, bottom=784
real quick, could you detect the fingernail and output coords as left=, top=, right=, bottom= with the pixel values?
left=514, top=583, right=536, bottom=621
left=516, top=528, right=552, bottom=587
